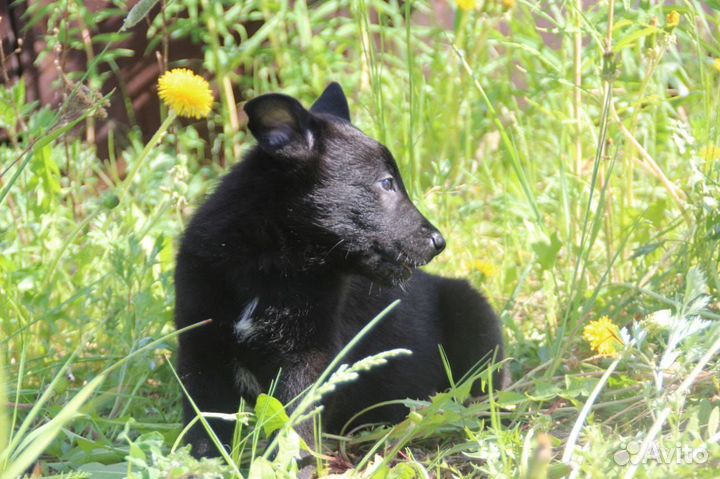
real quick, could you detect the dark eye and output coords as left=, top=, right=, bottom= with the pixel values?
left=380, top=177, right=395, bottom=192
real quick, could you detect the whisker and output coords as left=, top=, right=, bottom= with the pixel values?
left=326, top=239, right=345, bottom=257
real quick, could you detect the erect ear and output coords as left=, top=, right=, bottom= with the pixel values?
left=310, top=82, right=351, bottom=122
left=244, top=93, right=314, bottom=157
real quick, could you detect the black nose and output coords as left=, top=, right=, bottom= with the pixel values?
left=430, top=231, right=446, bottom=253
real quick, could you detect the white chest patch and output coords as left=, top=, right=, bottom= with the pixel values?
left=234, top=297, right=259, bottom=340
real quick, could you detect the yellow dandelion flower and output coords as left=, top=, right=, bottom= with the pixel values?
left=665, top=10, right=680, bottom=29
left=158, top=68, right=213, bottom=119
left=456, top=0, right=476, bottom=12
left=502, top=0, right=515, bottom=9
left=471, top=260, right=497, bottom=278
left=583, top=316, right=623, bottom=357
left=713, top=58, right=720, bottom=73
left=699, top=145, right=720, bottom=161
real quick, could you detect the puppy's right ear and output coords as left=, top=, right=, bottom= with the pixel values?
left=310, top=82, right=350, bottom=122
left=244, top=94, right=314, bottom=157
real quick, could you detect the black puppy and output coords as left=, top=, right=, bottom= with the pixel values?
left=174, top=83, right=504, bottom=456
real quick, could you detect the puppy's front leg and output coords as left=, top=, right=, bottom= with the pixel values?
left=178, top=331, right=240, bottom=457
left=273, top=350, right=330, bottom=443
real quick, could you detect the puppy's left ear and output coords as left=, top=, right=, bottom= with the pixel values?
left=244, top=93, right=315, bottom=158
left=310, top=82, right=351, bottom=122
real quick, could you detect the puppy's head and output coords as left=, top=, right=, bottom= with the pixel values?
left=244, top=83, right=445, bottom=285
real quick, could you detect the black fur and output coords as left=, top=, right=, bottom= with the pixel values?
left=174, top=83, right=504, bottom=456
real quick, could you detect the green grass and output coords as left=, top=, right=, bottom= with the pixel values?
left=1, top=0, right=720, bottom=477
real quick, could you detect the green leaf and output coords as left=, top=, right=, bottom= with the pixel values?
left=78, top=462, right=128, bottom=478
left=274, top=428, right=302, bottom=475
left=562, top=376, right=597, bottom=399
left=13, top=78, right=25, bottom=109
left=365, top=457, right=390, bottom=479
left=32, top=143, right=62, bottom=202
left=254, top=394, right=290, bottom=437
left=630, top=242, right=662, bottom=259
left=495, top=390, right=526, bottom=409
left=128, top=440, right=147, bottom=462
left=0, top=94, right=16, bottom=127
left=388, top=462, right=416, bottom=479
left=684, top=267, right=709, bottom=315
left=121, top=0, right=161, bottom=31
left=0, top=352, right=7, bottom=453
left=526, top=381, right=561, bottom=401
left=613, top=26, right=658, bottom=52
left=708, top=406, right=719, bottom=440
left=248, top=457, right=277, bottom=479
left=546, top=463, right=572, bottom=479
left=531, top=232, right=562, bottom=270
